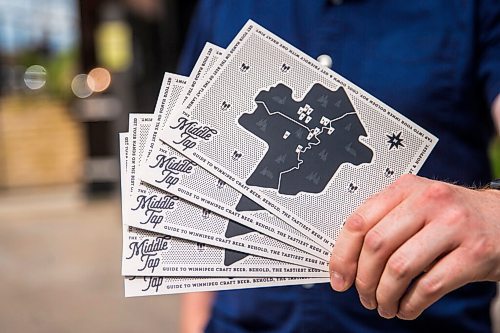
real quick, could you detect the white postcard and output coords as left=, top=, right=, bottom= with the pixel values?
left=129, top=111, right=327, bottom=269
left=159, top=21, right=438, bottom=251
left=124, top=276, right=330, bottom=297
left=139, top=45, right=329, bottom=260
left=121, top=133, right=328, bottom=278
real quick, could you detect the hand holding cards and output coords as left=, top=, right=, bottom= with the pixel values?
left=120, top=20, right=437, bottom=297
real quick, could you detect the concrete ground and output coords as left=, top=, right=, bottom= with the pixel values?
left=0, top=185, right=499, bottom=333
left=0, top=185, right=181, bottom=333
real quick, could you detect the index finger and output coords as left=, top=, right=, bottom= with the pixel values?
left=329, top=174, right=418, bottom=292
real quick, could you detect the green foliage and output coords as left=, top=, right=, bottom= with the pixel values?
left=490, top=137, right=500, bottom=178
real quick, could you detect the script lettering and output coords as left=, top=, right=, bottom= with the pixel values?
left=142, top=277, right=163, bottom=293
left=126, top=236, right=171, bottom=273
left=132, top=194, right=179, bottom=228
left=149, top=155, right=197, bottom=187
left=170, top=117, right=218, bottom=151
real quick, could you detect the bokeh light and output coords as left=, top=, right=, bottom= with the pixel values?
left=24, top=65, right=47, bottom=90
left=87, top=67, right=111, bottom=92
left=71, top=74, right=94, bottom=98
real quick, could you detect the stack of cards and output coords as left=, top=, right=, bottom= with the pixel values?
left=120, top=21, right=437, bottom=297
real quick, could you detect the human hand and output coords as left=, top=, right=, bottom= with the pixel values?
left=329, top=174, right=500, bottom=320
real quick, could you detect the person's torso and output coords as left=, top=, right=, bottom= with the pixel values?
left=180, top=1, right=497, bottom=332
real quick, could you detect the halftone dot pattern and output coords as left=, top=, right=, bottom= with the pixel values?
left=161, top=84, right=185, bottom=131
left=156, top=62, right=255, bottom=225
left=137, top=118, right=151, bottom=163
left=148, top=64, right=244, bottom=206
left=182, top=29, right=433, bottom=244
left=148, top=135, right=313, bottom=256
left=159, top=238, right=223, bottom=266
left=141, top=50, right=221, bottom=174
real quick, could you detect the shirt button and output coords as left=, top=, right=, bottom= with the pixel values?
left=317, top=54, right=333, bottom=69
left=302, top=284, right=314, bottom=289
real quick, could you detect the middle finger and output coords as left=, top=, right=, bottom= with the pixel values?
left=355, top=198, right=425, bottom=310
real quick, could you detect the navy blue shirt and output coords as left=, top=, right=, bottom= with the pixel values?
left=178, top=1, right=500, bottom=332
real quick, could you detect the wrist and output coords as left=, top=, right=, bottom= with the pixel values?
left=488, top=178, right=500, bottom=190
left=483, top=186, right=500, bottom=281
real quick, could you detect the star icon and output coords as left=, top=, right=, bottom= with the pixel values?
left=387, top=132, right=405, bottom=150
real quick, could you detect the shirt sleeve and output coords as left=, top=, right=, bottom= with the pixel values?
left=478, top=0, right=500, bottom=107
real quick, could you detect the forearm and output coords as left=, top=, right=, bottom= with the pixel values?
left=181, top=291, right=215, bottom=333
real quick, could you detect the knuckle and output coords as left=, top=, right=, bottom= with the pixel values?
left=386, top=178, right=403, bottom=193
left=397, top=173, right=417, bottom=185
left=421, top=182, right=453, bottom=203
left=329, top=254, right=358, bottom=282
left=355, top=276, right=375, bottom=295
left=329, top=253, right=347, bottom=271
left=469, top=235, right=495, bottom=262
left=387, top=253, right=411, bottom=280
left=419, top=276, right=444, bottom=298
left=442, top=205, right=468, bottom=227
left=364, top=229, right=385, bottom=253
left=384, top=174, right=418, bottom=198
left=344, top=212, right=367, bottom=233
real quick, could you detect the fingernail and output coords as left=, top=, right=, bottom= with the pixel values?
left=378, top=308, right=393, bottom=319
left=359, top=296, right=376, bottom=310
left=396, top=312, right=408, bottom=320
left=331, top=271, right=345, bottom=291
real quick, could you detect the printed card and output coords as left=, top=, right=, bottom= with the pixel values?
left=122, top=225, right=328, bottom=277
left=121, top=133, right=328, bottom=294
left=131, top=112, right=328, bottom=269
left=121, top=133, right=328, bottom=277
left=124, top=276, right=330, bottom=297
left=139, top=45, right=329, bottom=260
left=159, top=20, right=438, bottom=251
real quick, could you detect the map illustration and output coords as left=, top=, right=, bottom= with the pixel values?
left=237, top=83, right=373, bottom=205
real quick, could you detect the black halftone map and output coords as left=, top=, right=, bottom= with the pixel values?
left=224, top=248, right=249, bottom=266
left=237, top=83, right=373, bottom=205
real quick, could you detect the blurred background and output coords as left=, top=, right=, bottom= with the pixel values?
left=0, top=0, right=197, bottom=331
left=0, top=1, right=499, bottom=332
